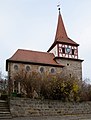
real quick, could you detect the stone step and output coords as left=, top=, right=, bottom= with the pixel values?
left=0, top=111, right=11, bottom=114
left=0, top=100, right=12, bottom=119
left=0, top=101, right=8, bottom=103
left=0, top=103, right=8, bottom=106
left=0, top=106, right=9, bottom=108
left=0, top=112, right=12, bottom=119
left=0, top=105, right=10, bottom=110
left=0, top=100, right=7, bottom=102
left=0, top=102, right=7, bottom=104
left=0, top=101, right=7, bottom=103
left=0, top=115, right=12, bottom=119
left=0, top=108, right=10, bottom=111
left=0, top=104, right=8, bottom=107
left=0, top=109, right=10, bottom=112
left=0, top=105, right=9, bottom=108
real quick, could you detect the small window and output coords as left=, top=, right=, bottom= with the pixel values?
left=67, top=63, right=69, bottom=66
left=50, top=68, right=56, bottom=74
left=70, top=74, right=72, bottom=78
left=40, top=67, right=44, bottom=73
left=26, top=66, right=31, bottom=72
left=62, top=48, right=65, bottom=54
left=14, top=65, right=18, bottom=70
left=72, top=49, right=74, bottom=55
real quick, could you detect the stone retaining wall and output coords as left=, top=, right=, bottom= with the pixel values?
left=10, top=98, right=91, bottom=117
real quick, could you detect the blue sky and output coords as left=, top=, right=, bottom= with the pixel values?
left=0, top=0, right=91, bottom=81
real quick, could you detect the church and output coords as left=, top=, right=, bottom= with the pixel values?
left=6, top=8, right=83, bottom=94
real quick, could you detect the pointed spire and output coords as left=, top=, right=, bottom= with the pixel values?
left=55, top=8, right=68, bottom=41
left=54, top=8, right=79, bottom=45
left=47, top=7, right=79, bottom=52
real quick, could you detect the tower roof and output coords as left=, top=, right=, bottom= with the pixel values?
left=55, top=10, right=68, bottom=40
left=48, top=9, right=79, bottom=52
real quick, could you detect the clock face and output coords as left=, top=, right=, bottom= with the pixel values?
left=66, top=47, right=71, bottom=53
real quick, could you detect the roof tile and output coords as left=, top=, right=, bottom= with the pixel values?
left=48, top=11, right=79, bottom=52
left=8, top=49, right=64, bottom=67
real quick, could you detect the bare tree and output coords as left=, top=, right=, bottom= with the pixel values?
left=13, top=70, right=42, bottom=98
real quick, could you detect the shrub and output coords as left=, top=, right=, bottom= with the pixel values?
left=40, top=74, right=80, bottom=102
left=12, top=70, right=91, bottom=102
left=13, top=70, right=42, bottom=98
left=79, top=80, right=91, bottom=101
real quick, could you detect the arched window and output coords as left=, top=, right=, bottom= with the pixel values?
left=39, top=66, right=45, bottom=73
left=14, top=65, right=18, bottom=71
left=50, top=68, right=56, bottom=74
left=26, top=66, right=31, bottom=72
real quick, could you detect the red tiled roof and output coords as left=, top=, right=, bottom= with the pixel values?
left=48, top=11, right=79, bottom=52
left=55, top=11, right=68, bottom=40
left=55, top=11, right=79, bottom=45
left=6, top=49, right=64, bottom=69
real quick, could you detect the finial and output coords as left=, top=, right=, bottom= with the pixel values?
left=57, top=2, right=61, bottom=13
left=58, top=7, right=60, bottom=11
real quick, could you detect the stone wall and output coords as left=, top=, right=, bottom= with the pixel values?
left=8, top=62, right=62, bottom=94
left=9, top=63, right=62, bottom=77
left=10, top=98, right=91, bottom=117
left=56, top=58, right=83, bottom=81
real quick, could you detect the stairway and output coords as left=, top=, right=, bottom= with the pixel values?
left=0, top=100, right=12, bottom=119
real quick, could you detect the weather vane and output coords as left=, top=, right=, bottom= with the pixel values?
left=57, top=1, right=61, bottom=12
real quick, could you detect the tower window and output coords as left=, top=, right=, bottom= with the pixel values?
left=62, top=48, right=65, bottom=54
left=72, top=49, right=74, bottom=55
left=70, top=74, right=72, bottom=78
left=67, top=63, right=69, bottom=66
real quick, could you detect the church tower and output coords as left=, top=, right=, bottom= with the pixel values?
left=48, top=8, right=83, bottom=80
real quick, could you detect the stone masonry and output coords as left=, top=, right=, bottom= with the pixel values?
left=56, top=58, right=82, bottom=81
left=10, top=98, right=91, bottom=117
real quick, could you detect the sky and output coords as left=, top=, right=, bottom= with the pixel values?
left=0, top=0, right=91, bottom=81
